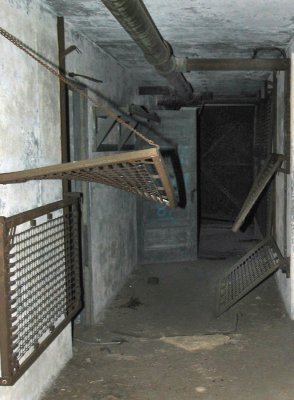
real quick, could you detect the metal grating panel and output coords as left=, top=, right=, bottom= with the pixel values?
left=0, top=196, right=82, bottom=385
left=0, top=148, right=175, bottom=208
left=216, top=237, right=284, bottom=316
left=254, top=98, right=273, bottom=160
left=254, top=97, right=274, bottom=237
left=232, top=153, right=284, bottom=232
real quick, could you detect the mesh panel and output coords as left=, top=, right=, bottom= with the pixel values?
left=216, top=237, right=283, bottom=316
left=254, top=98, right=274, bottom=236
left=254, top=98, right=272, bottom=160
left=232, top=153, right=284, bottom=232
left=0, top=149, right=175, bottom=208
left=0, top=197, right=82, bottom=385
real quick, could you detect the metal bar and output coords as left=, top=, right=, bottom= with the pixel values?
left=57, top=16, right=70, bottom=195
left=4, top=195, right=80, bottom=228
left=118, top=122, right=138, bottom=150
left=160, top=149, right=186, bottom=208
left=152, top=153, right=176, bottom=208
left=0, top=217, right=14, bottom=385
left=95, top=115, right=117, bottom=150
left=68, top=72, right=103, bottom=84
left=185, top=58, right=290, bottom=72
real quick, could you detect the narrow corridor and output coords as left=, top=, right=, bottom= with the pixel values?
left=43, top=227, right=294, bottom=400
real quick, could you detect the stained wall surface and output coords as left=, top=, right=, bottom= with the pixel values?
left=63, top=20, right=140, bottom=323
left=0, top=1, right=71, bottom=399
left=0, top=0, right=141, bottom=398
left=290, top=38, right=294, bottom=317
left=275, top=38, right=293, bottom=317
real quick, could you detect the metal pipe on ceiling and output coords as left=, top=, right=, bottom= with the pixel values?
left=100, top=0, right=194, bottom=101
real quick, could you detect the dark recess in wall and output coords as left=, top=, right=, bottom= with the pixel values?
left=199, top=106, right=255, bottom=222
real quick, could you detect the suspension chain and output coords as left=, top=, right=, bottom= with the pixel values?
left=0, top=26, right=159, bottom=149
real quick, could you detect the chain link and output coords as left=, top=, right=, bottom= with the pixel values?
left=0, top=26, right=159, bottom=149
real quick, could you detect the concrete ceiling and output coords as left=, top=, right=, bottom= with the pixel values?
left=45, top=0, right=294, bottom=97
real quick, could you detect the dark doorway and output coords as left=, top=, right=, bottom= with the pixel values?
left=198, top=105, right=256, bottom=259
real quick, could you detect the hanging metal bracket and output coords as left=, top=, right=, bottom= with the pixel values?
left=63, top=45, right=82, bottom=57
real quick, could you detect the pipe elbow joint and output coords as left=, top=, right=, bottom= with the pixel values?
left=144, top=40, right=176, bottom=75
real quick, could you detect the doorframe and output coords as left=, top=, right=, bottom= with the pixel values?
left=68, top=86, right=93, bottom=325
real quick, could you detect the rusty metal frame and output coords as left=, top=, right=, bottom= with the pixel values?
left=216, top=236, right=285, bottom=316
left=160, top=148, right=186, bottom=208
left=0, top=195, right=82, bottom=386
left=232, top=153, right=284, bottom=232
left=0, top=148, right=176, bottom=208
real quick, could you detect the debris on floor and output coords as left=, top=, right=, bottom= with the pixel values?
left=42, top=243, right=294, bottom=400
left=120, top=296, right=143, bottom=309
left=160, top=334, right=232, bottom=352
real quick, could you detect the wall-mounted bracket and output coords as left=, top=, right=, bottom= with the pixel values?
left=63, top=45, right=81, bottom=57
left=93, top=109, right=139, bottom=152
left=252, top=47, right=287, bottom=60
left=68, top=72, right=103, bottom=84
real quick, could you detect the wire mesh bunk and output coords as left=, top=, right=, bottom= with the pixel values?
left=0, top=148, right=176, bottom=207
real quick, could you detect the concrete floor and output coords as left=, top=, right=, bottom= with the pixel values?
left=42, top=224, right=294, bottom=400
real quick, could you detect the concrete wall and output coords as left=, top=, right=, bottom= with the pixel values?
left=275, top=38, right=294, bottom=317
left=0, top=0, right=140, bottom=396
left=0, top=0, right=72, bottom=398
left=290, top=39, right=294, bottom=317
left=63, top=22, right=139, bottom=323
